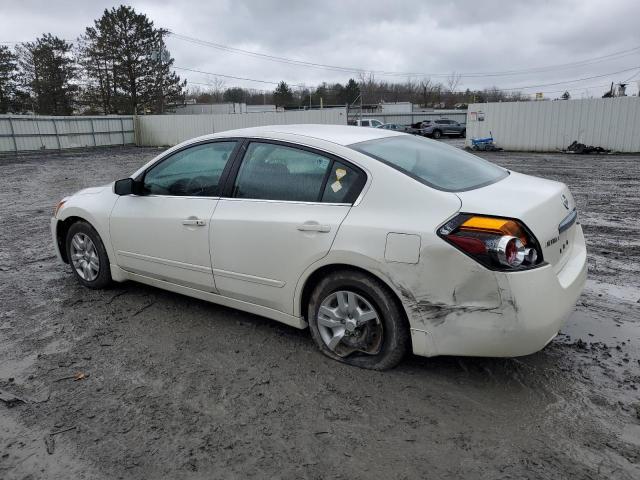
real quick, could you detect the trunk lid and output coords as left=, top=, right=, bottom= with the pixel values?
left=455, top=171, right=578, bottom=272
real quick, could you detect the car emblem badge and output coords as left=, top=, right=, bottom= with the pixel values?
left=561, top=194, right=569, bottom=210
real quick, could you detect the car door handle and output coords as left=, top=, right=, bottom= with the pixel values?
left=297, top=222, right=331, bottom=233
left=182, top=218, right=206, bottom=226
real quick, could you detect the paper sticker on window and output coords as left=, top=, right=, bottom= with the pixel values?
left=335, top=168, right=347, bottom=179
left=331, top=180, right=342, bottom=192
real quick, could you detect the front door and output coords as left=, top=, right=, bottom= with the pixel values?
left=210, top=141, right=366, bottom=313
left=110, top=140, right=238, bottom=292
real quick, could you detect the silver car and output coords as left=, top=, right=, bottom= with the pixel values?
left=422, top=119, right=466, bottom=139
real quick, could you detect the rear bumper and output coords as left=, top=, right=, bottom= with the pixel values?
left=412, top=225, right=587, bottom=357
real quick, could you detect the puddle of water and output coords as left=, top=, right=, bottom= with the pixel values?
left=584, top=279, right=640, bottom=303
left=560, top=309, right=639, bottom=353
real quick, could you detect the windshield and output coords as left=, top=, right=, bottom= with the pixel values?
left=350, top=135, right=508, bottom=192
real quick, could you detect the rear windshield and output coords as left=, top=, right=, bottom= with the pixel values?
left=349, top=135, right=508, bottom=192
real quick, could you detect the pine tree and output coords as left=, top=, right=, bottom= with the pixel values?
left=78, top=6, right=185, bottom=114
left=273, top=81, right=294, bottom=108
left=149, top=32, right=186, bottom=113
left=343, top=78, right=360, bottom=104
left=0, top=45, right=20, bottom=113
left=16, top=34, right=78, bottom=115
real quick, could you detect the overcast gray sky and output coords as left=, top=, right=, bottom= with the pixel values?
left=2, top=0, right=639, bottom=98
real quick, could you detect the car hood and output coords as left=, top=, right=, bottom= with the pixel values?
left=74, top=184, right=112, bottom=196
left=455, top=170, right=577, bottom=270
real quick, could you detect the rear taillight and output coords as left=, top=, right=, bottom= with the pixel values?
left=438, top=214, right=543, bottom=271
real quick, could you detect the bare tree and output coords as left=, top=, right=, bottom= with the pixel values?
left=357, top=72, right=376, bottom=104
left=419, top=77, right=434, bottom=107
left=444, top=72, right=462, bottom=107
left=446, top=72, right=461, bottom=93
left=208, top=77, right=225, bottom=102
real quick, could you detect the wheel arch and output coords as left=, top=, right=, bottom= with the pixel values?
left=55, top=215, right=90, bottom=263
left=297, top=262, right=411, bottom=330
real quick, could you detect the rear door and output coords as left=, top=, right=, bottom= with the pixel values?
left=210, top=140, right=366, bottom=313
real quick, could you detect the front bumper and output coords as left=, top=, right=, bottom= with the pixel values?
left=51, top=217, right=65, bottom=263
left=412, top=225, right=587, bottom=357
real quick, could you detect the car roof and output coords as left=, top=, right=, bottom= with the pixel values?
left=210, top=124, right=403, bottom=146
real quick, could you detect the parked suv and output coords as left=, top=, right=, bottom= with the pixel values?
left=422, top=119, right=466, bottom=139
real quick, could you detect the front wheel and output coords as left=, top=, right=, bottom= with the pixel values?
left=460, top=129, right=466, bottom=138
left=432, top=129, right=442, bottom=139
left=308, top=270, right=410, bottom=370
left=65, top=221, right=112, bottom=289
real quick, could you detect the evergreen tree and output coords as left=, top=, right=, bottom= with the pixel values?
left=273, top=81, right=294, bottom=108
left=342, top=78, right=360, bottom=104
left=150, top=32, right=186, bottom=113
left=78, top=5, right=185, bottom=114
left=17, top=34, right=78, bottom=115
left=0, top=45, right=20, bottom=113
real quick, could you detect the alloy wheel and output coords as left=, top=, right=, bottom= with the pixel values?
left=317, top=290, right=383, bottom=357
left=70, top=232, right=100, bottom=281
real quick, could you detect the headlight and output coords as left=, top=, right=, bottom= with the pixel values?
left=438, top=214, right=544, bottom=271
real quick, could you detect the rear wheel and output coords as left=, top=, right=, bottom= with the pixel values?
left=65, top=221, right=112, bottom=289
left=308, top=270, right=409, bottom=370
left=432, top=129, right=442, bottom=139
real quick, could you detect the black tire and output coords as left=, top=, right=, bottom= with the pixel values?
left=432, top=129, right=442, bottom=139
left=307, top=270, right=410, bottom=370
left=65, top=220, right=112, bottom=289
left=460, top=129, right=466, bottom=138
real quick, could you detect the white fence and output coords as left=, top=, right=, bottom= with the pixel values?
left=136, top=108, right=348, bottom=146
left=0, top=115, right=135, bottom=153
left=465, top=97, right=640, bottom=152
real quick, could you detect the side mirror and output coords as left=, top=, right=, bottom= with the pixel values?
left=114, top=178, right=141, bottom=196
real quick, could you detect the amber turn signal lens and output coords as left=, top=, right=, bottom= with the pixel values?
left=437, top=213, right=543, bottom=271
left=459, top=216, right=528, bottom=244
left=54, top=200, right=66, bottom=217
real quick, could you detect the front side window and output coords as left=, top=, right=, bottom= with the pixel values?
left=233, top=142, right=366, bottom=203
left=350, top=135, right=508, bottom=192
left=143, top=142, right=236, bottom=196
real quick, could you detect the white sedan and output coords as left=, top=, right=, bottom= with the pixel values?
left=52, top=125, right=587, bottom=370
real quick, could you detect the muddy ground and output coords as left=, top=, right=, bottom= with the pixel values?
left=0, top=141, right=639, bottom=479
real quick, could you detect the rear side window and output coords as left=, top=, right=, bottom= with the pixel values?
left=143, top=141, right=236, bottom=196
left=321, top=160, right=365, bottom=203
left=350, top=135, right=507, bottom=192
left=233, top=143, right=330, bottom=202
left=233, top=142, right=365, bottom=203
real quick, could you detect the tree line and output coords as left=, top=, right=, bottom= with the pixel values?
left=0, top=5, right=185, bottom=115
left=188, top=75, right=533, bottom=110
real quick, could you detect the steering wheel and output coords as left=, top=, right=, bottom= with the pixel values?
left=185, top=176, right=209, bottom=196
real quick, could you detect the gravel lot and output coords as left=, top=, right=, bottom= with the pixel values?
left=1, top=140, right=639, bottom=479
